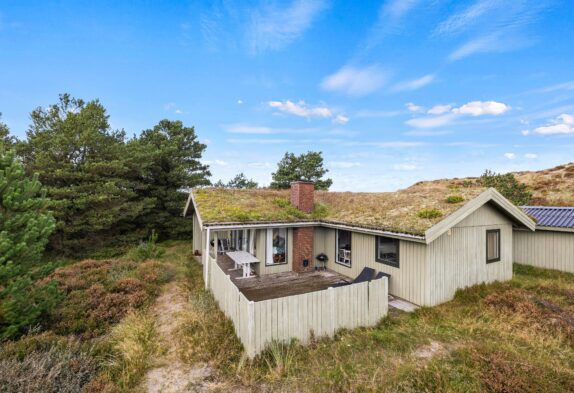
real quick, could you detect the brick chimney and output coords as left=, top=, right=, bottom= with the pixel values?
left=290, top=181, right=315, bottom=272
left=290, top=181, right=315, bottom=213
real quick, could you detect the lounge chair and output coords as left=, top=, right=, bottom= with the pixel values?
left=330, top=267, right=376, bottom=288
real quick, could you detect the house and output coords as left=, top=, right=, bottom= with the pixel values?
left=184, top=181, right=535, bottom=308
left=514, top=206, right=574, bottom=274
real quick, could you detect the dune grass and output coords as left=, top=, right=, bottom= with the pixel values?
left=176, top=261, right=574, bottom=392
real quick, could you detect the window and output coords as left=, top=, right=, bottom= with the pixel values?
left=336, top=230, right=352, bottom=267
left=376, top=236, right=400, bottom=268
left=486, top=229, right=501, bottom=263
left=266, top=228, right=288, bottom=265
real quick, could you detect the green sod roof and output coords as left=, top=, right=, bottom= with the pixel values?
left=191, top=182, right=487, bottom=236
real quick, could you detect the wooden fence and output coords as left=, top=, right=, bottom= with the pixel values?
left=209, top=261, right=388, bottom=357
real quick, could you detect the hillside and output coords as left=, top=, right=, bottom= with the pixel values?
left=408, top=162, right=574, bottom=207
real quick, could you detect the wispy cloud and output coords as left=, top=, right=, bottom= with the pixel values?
left=540, top=81, right=574, bottom=93
left=393, top=163, right=418, bottom=171
left=321, top=65, right=389, bottom=96
left=406, top=100, right=511, bottom=128
left=333, top=115, right=349, bottom=125
left=438, top=0, right=552, bottom=61
left=525, top=153, right=538, bottom=159
left=227, top=138, right=311, bottom=145
left=268, top=100, right=332, bottom=118
left=392, top=74, right=435, bottom=92
left=406, top=102, right=425, bottom=113
left=164, top=102, right=184, bottom=114
left=247, top=0, right=329, bottom=54
left=504, top=152, right=516, bottom=160
left=532, top=114, right=574, bottom=135
left=223, top=123, right=319, bottom=134
left=366, top=0, right=421, bottom=47
left=329, top=161, right=361, bottom=169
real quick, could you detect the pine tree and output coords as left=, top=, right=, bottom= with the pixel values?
left=0, top=146, right=58, bottom=339
left=130, top=119, right=211, bottom=239
left=270, top=151, right=333, bottom=190
left=18, top=94, right=150, bottom=253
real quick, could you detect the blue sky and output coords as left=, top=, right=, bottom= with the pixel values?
left=1, top=0, right=574, bottom=191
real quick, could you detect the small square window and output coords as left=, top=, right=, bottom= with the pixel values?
left=486, top=229, right=501, bottom=263
left=376, top=236, right=400, bottom=268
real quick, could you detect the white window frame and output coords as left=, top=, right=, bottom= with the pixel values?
left=335, top=229, right=352, bottom=267
left=266, top=228, right=288, bottom=266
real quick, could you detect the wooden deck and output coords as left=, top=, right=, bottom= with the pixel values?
left=217, top=254, right=350, bottom=302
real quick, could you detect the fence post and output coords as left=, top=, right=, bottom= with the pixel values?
left=247, top=300, right=255, bottom=357
left=329, top=287, right=336, bottom=335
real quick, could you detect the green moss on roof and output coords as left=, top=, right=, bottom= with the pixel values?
left=192, top=182, right=486, bottom=236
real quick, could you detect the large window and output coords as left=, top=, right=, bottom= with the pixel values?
left=336, top=230, right=352, bottom=267
left=486, top=229, right=501, bottom=263
left=266, top=228, right=288, bottom=265
left=376, top=236, right=400, bottom=268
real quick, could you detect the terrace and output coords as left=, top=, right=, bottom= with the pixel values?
left=216, top=253, right=350, bottom=301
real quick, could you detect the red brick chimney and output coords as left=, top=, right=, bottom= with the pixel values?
left=290, top=181, right=315, bottom=213
left=290, top=181, right=315, bottom=272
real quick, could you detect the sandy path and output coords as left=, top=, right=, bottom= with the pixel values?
left=142, top=281, right=211, bottom=393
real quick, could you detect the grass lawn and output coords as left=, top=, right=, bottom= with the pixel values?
left=2, top=242, right=574, bottom=392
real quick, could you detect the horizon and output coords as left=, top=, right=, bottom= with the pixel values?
left=1, top=0, right=573, bottom=191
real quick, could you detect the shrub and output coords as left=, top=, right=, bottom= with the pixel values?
left=480, top=169, right=532, bottom=205
left=417, top=208, right=443, bottom=219
left=272, top=197, right=291, bottom=208
left=0, top=334, right=98, bottom=393
left=128, top=230, right=165, bottom=262
left=445, top=195, right=464, bottom=204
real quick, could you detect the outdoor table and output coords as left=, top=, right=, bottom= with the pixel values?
left=226, top=251, right=260, bottom=278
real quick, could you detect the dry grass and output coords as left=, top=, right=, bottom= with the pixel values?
left=174, top=262, right=574, bottom=392
left=412, top=162, right=574, bottom=207
left=193, top=182, right=486, bottom=236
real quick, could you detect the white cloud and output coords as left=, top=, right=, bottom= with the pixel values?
left=525, top=153, right=538, bottom=159
left=393, top=163, right=418, bottom=171
left=435, top=0, right=500, bottom=36
left=237, top=99, right=243, bottom=105
left=174, top=109, right=184, bottom=114
left=164, top=102, right=184, bottom=114
left=521, top=130, right=530, bottom=136
left=392, top=74, right=435, bottom=92
left=268, top=100, right=332, bottom=118
left=504, top=153, right=516, bottom=160
left=332, top=115, right=349, bottom=125
left=452, top=101, right=510, bottom=116
left=406, top=100, right=510, bottom=128
left=248, top=162, right=273, bottom=169
left=406, top=102, right=424, bottom=113
left=381, top=0, right=420, bottom=19
left=533, top=114, right=574, bottom=135
left=205, top=159, right=229, bottom=166
left=406, top=114, right=457, bottom=129
left=224, top=124, right=275, bottom=134
left=321, top=65, right=388, bottom=96
left=541, top=81, right=574, bottom=93
left=247, top=0, right=328, bottom=54
left=329, top=161, right=361, bottom=169
left=427, top=104, right=452, bottom=115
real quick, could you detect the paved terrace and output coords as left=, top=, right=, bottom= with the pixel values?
left=217, top=254, right=350, bottom=302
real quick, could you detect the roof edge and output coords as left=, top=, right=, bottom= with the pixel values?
left=182, top=190, right=203, bottom=228
left=425, top=188, right=536, bottom=244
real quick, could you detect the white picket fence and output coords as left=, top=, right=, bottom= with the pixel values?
left=209, top=261, right=388, bottom=357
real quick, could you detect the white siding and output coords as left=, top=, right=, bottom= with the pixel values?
left=314, top=228, right=428, bottom=306
left=192, top=213, right=204, bottom=257
left=514, top=230, right=574, bottom=273
left=426, top=203, right=513, bottom=306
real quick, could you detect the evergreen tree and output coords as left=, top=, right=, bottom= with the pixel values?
left=270, top=151, right=332, bottom=190
left=480, top=170, right=532, bottom=206
left=131, top=119, right=211, bottom=239
left=0, top=114, right=15, bottom=148
left=0, top=146, right=59, bottom=339
left=214, top=172, right=258, bottom=188
left=18, top=94, right=149, bottom=253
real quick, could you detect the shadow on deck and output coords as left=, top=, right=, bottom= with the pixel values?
left=217, top=254, right=350, bottom=302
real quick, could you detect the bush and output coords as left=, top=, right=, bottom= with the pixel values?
left=480, top=170, right=532, bottom=205
left=128, top=230, right=165, bottom=262
left=0, top=334, right=98, bottom=393
left=417, top=208, right=443, bottom=219
left=445, top=195, right=464, bottom=204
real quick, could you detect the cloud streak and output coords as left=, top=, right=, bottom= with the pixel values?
left=321, top=65, right=388, bottom=96
left=392, top=74, right=435, bottom=92
left=406, top=100, right=511, bottom=128
left=247, top=0, right=328, bottom=54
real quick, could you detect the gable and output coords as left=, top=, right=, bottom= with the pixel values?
left=454, top=203, right=513, bottom=228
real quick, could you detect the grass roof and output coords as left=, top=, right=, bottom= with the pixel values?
left=192, top=181, right=487, bottom=236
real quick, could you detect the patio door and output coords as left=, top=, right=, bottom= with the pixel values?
left=230, top=229, right=254, bottom=253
